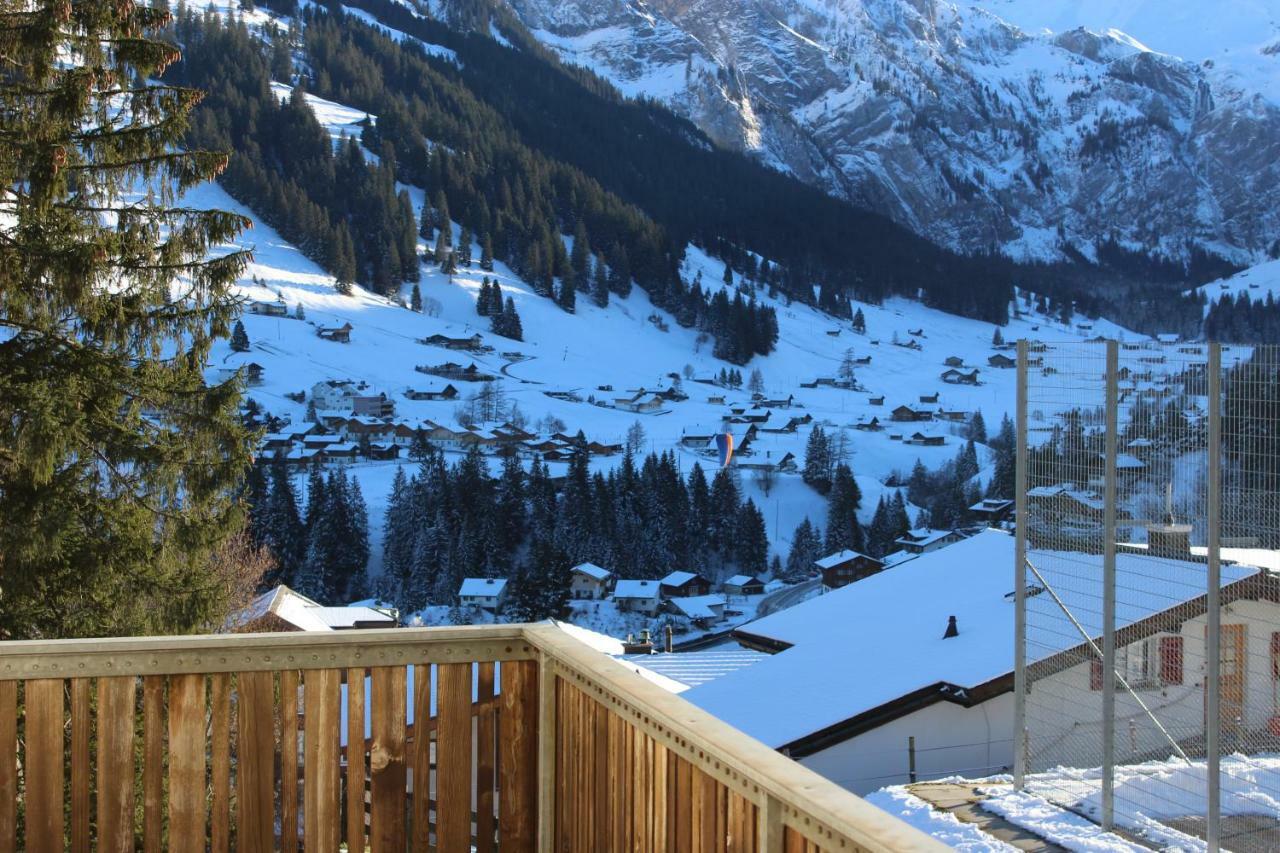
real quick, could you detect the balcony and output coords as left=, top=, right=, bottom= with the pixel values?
left=0, top=623, right=939, bottom=851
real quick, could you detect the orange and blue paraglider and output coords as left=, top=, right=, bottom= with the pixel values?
left=715, top=432, right=734, bottom=468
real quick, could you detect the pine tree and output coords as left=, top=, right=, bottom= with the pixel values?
left=803, top=425, right=833, bottom=494
left=295, top=302, right=306, bottom=320
left=992, top=326, right=1005, bottom=346
left=592, top=254, right=609, bottom=308
left=410, top=283, right=422, bottom=312
left=457, top=226, right=473, bottom=267
left=824, top=464, right=865, bottom=554
left=263, top=457, right=306, bottom=584
left=852, top=307, right=866, bottom=334
left=906, top=458, right=930, bottom=506
left=0, top=2, right=256, bottom=638
left=968, top=410, right=988, bottom=444
left=496, top=296, right=523, bottom=341
left=734, top=499, right=769, bottom=576
left=231, top=320, right=251, bottom=352
left=379, top=468, right=413, bottom=604
left=479, top=233, right=494, bottom=271
left=557, top=269, right=576, bottom=313
left=785, top=518, right=822, bottom=580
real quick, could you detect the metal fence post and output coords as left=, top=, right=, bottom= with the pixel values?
left=1013, top=339, right=1029, bottom=790
left=1101, top=340, right=1119, bottom=832
left=1206, top=343, right=1222, bottom=853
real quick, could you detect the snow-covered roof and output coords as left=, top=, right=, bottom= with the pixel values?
left=1027, top=483, right=1105, bottom=510
left=1115, top=453, right=1146, bottom=470
left=666, top=595, right=726, bottom=620
left=686, top=530, right=1261, bottom=750
left=617, top=650, right=769, bottom=693
left=309, top=606, right=396, bottom=629
left=660, top=570, right=701, bottom=587
left=814, top=549, right=875, bottom=570
left=572, top=562, right=613, bottom=581
left=613, top=579, right=660, bottom=599
left=724, top=574, right=762, bottom=587
left=458, top=577, right=508, bottom=597
left=893, top=528, right=955, bottom=548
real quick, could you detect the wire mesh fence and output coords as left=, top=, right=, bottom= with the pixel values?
left=1014, top=340, right=1280, bottom=852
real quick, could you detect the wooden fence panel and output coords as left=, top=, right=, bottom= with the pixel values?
left=70, top=678, right=90, bottom=853
left=168, top=673, right=207, bottom=850
left=411, top=664, right=431, bottom=849
left=498, top=659, right=537, bottom=852
left=96, top=677, right=136, bottom=853
left=0, top=681, right=13, bottom=853
left=346, top=667, right=366, bottom=853
left=25, top=679, right=64, bottom=853
left=370, top=665, right=407, bottom=853
left=436, top=662, right=473, bottom=851
left=210, top=673, right=232, bottom=853
left=236, top=671, right=275, bottom=853
left=304, top=669, right=341, bottom=852
left=476, top=661, right=497, bottom=853
left=280, top=669, right=299, bottom=853
left=142, top=676, right=165, bottom=853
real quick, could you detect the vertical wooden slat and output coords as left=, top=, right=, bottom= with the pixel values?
left=676, top=756, right=693, bottom=852
left=346, top=668, right=366, bottom=853
left=25, top=679, right=64, bottom=853
left=97, top=677, right=136, bottom=853
left=168, top=673, right=207, bottom=850
left=593, top=693, right=608, bottom=852
left=437, top=662, right=473, bottom=851
left=476, top=662, right=496, bottom=853
left=784, top=826, right=805, bottom=853
left=70, top=677, right=91, bottom=853
left=411, top=664, right=431, bottom=849
left=653, top=741, right=669, bottom=849
left=370, top=666, right=407, bottom=853
left=304, top=669, right=341, bottom=852
left=142, top=676, right=165, bottom=853
left=498, top=659, right=537, bottom=851
left=0, top=681, right=17, bottom=853
left=236, top=671, right=275, bottom=853
left=554, top=679, right=566, bottom=851
left=715, top=783, right=728, bottom=853
left=210, top=673, right=231, bottom=853
left=280, top=669, right=299, bottom=853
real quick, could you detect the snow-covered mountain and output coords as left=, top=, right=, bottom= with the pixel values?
left=501, top=0, right=1280, bottom=265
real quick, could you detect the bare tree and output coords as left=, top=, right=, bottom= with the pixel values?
left=208, top=531, right=275, bottom=632
left=626, top=420, right=647, bottom=456
left=754, top=465, right=777, bottom=497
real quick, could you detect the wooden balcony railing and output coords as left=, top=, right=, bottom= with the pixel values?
left=0, top=623, right=941, bottom=852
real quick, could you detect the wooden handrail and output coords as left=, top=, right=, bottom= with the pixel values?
left=0, top=623, right=944, bottom=852
left=522, top=622, right=946, bottom=852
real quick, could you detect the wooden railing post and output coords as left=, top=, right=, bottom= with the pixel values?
left=536, top=653, right=558, bottom=853
left=757, top=792, right=782, bottom=851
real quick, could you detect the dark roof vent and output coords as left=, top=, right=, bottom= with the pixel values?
left=943, top=615, right=959, bottom=639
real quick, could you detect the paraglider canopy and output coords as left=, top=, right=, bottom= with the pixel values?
left=715, top=432, right=734, bottom=468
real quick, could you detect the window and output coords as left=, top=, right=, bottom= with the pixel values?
left=1089, top=636, right=1182, bottom=690
left=1160, top=636, right=1183, bottom=686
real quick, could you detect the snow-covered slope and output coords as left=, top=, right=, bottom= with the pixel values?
left=202, top=84, right=1148, bottom=576
left=501, top=0, right=1280, bottom=265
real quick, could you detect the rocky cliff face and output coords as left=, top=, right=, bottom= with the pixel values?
left=501, top=0, right=1280, bottom=266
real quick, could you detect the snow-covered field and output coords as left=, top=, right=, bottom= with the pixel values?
left=192, top=80, right=1163, bottom=583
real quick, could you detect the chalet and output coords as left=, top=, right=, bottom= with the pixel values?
left=868, top=396, right=885, bottom=406
left=303, top=434, right=342, bottom=449
left=283, top=447, right=321, bottom=467
left=854, top=356, right=872, bottom=366
left=1026, top=483, right=1107, bottom=533
left=323, top=442, right=358, bottom=461
left=262, top=433, right=293, bottom=451
left=665, top=595, right=727, bottom=628
left=570, top=563, right=614, bottom=600
left=893, top=528, right=962, bottom=555
left=890, top=405, right=931, bottom=423
left=230, top=585, right=396, bottom=632
left=367, top=442, right=401, bottom=461
left=660, top=571, right=712, bottom=599
left=675, top=425, right=716, bottom=445
left=969, top=498, right=1014, bottom=526
left=987, top=353, right=1016, bottom=369
left=612, top=580, right=662, bottom=615
left=943, top=356, right=965, bottom=368
left=457, top=578, right=508, bottom=612
left=940, top=369, right=979, bottom=386
left=918, top=392, right=939, bottom=404
left=735, top=450, right=797, bottom=474
left=691, top=531, right=1275, bottom=794
left=421, top=332, right=483, bottom=351
left=316, top=322, right=352, bottom=343
left=904, top=432, right=945, bottom=447
left=907, top=328, right=923, bottom=337
left=614, top=393, right=664, bottom=414
left=723, top=575, right=765, bottom=597
left=418, top=362, right=496, bottom=382
left=248, top=300, right=289, bottom=317
left=815, top=550, right=884, bottom=592
left=934, top=409, right=969, bottom=423
left=758, top=395, right=795, bottom=409
left=312, top=379, right=359, bottom=411
left=853, top=417, right=881, bottom=432
left=587, top=441, right=624, bottom=456
left=404, top=381, right=459, bottom=401
left=706, top=395, right=727, bottom=406
left=388, top=422, right=422, bottom=446
left=352, top=393, right=395, bottom=418
left=1155, top=332, right=1180, bottom=344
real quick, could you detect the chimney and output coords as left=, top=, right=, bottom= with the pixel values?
left=622, top=631, right=654, bottom=655
left=1147, top=482, right=1192, bottom=558
left=664, top=625, right=674, bottom=653
left=943, top=615, right=959, bottom=639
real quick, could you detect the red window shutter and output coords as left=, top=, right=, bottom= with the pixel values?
left=1090, top=658, right=1102, bottom=691
left=1159, top=636, right=1184, bottom=686
left=1271, top=632, right=1280, bottom=679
